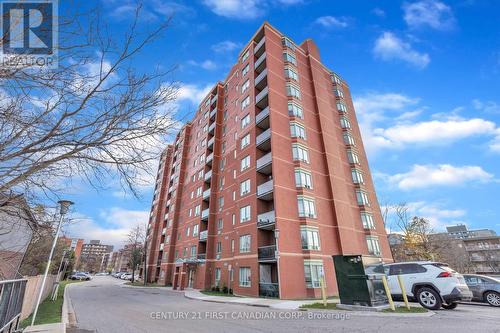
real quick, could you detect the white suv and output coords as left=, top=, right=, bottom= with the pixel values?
left=382, top=261, right=472, bottom=310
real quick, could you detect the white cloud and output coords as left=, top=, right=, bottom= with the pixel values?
left=373, top=32, right=430, bottom=68
left=211, top=40, right=242, bottom=53
left=491, top=129, right=500, bottom=152
left=202, top=0, right=262, bottom=19
left=373, top=8, right=386, bottom=17
left=403, top=0, right=456, bottom=30
left=63, top=207, right=149, bottom=249
left=314, top=16, right=349, bottom=28
left=177, top=83, right=213, bottom=105
left=387, top=164, right=494, bottom=190
left=376, top=118, right=497, bottom=146
left=472, top=99, right=500, bottom=114
left=187, top=59, right=217, bottom=70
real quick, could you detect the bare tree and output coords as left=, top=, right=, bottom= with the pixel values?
left=126, top=223, right=146, bottom=283
left=0, top=3, right=180, bottom=207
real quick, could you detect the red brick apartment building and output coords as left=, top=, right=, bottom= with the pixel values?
left=145, top=22, right=392, bottom=299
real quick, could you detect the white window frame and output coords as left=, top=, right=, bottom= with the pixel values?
left=340, top=116, right=351, bottom=129
left=283, top=51, right=297, bottom=65
left=297, top=196, right=316, bottom=218
left=295, top=168, right=313, bottom=189
left=356, top=190, right=370, bottom=206
left=347, top=149, right=359, bottom=164
left=351, top=168, right=364, bottom=184
left=239, top=267, right=251, bottom=287
left=241, top=133, right=250, bottom=149
left=239, top=234, right=251, bottom=253
left=241, top=114, right=250, bottom=129
left=366, top=236, right=381, bottom=256
left=241, top=155, right=250, bottom=171
left=304, top=260, right=323, bottom=288
left=286, top=83, right=301, bottom=99
left=301, top=226, right=321, bottom=250
left=292, top=143, right=309, bottom=163
left=288, top=102, right=303, bottom=119
left=241, top=96, right=250, bottom=109
left=361, top=212, right=375, bottom=229
left=284, top=66, right=299, bottom=81
left=240, top=179, right=251, bottom=196
left=290, top=122, right=306, bottom=139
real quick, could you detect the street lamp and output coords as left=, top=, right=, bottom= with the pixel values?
left=274, top=228, right=282, bottom=299
left=31, top=200, right=73, bottom=326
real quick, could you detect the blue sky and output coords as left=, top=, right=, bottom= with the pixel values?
left=63, top=0, right=500, bottom=248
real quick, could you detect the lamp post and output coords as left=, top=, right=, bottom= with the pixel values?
left=31, top=200, right=73, bottom=326
left=274, top=228, right=281, bottom=299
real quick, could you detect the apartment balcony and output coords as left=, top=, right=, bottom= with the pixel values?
left=255, top=68, right=268, bottom=90
left=256, top=128, right=271, bottom=151
left=257, top=179, right=274, bottom=201
left=255, top=106, right=270, bottom=130
left=197, top=253, right=206, bottom=261
left=162, top=227, right=166, bottom=235
left=206, top=153, right=213, bottom=166
left=159, top=243, right=164, bottom=251
left=254, top=52, right=267, bottom=74
left=259, top=282, right=279, bottom=298
left=258, top=245, right=277, bottom=262
left=257, top=210, right=275, bottom=230
left=166, top=199, right=171, bottom=207
left=201, top=208, right=209, bottom=221
left=210, top=94, right=218, bottom=106
left=203, top=188, right=211, bottom=201
left=207, top=137, right=215, bottom=150
left=210, top=108, right=217, bottom=120
left=204, top=170, right=212, bottom=182
left=255, top=86, right=268, bottom=109
left=254, top=36, right=266, bottom=57
left=199, top=230, right=208, bottom=241
left=208, top=122, right=216, bottom=134
left=256, top=152, right=272, bottom=175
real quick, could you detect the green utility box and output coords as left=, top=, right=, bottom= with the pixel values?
left=333, top=255, right=388, bottom=307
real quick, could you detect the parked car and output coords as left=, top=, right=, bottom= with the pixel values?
left=463, top=274, right=500, bottom=307
left=69, top=272, right=92, bottom=281
left=95, top=272, right=108, bottom=276
left=382, top=261, right=472, bottom=310
left=121, top=273, right=133, bottom=280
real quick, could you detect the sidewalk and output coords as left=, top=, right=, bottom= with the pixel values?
left=184, top=289, right=325, bottom=310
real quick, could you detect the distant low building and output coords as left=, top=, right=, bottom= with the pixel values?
left=463, top=235, right=500, bottom=274
left=78, top=240, right=113, bottom=272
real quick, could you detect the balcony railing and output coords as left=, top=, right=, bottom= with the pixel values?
left=208, top=122, right=216, bottom=134
left=210, top=94, right=218, bottom=105
left=197, top=253, right=207, bottom=260
left=254, top=36, right=266, bottom=56
left=254, top=52, right=266, bottom=73
left=199, top=230, right=208, bottom=241
left=259, top=282, right=279, bottom=298
left=210, top=109, right=217, bottom=119
left=255, top=106, right=270, bottom=129
left=204, top=170, right=212, bottom=182
left=256, top=152, right=272, bottom=175
left=159, top=243, right=164, bottom=251
left=162, top=228, right=166, bottom=235
left=257, top=179, right=273, bottom=201
left=207, top=137, right=215, bottom=150
left=201, top=208, right=209, bottom=220
left=257, top=210, right=275, bottom=229
left=203, top=188, right=211, bottom=200
left=258, top=245, right=277, bottom=262
left=0, top=279, right=27, bottom=333
left=256, top=128, right=271, bottom=150
left=206, top=153, right=213, bottom=165
left=255, top=68, right=268, bottom=90
left=255, top=86, right=268, bottom=109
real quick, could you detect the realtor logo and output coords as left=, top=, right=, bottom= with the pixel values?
left=1, top=0, right=58, bottom=68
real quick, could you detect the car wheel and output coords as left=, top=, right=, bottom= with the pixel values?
left=417, top=287, right=442, bottom=310
left=441, top=302, right=458, bottom=310
left=485, top=291, right=500, bottom=307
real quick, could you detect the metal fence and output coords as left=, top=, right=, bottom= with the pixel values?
left=0, top=279, right=27, bottom=333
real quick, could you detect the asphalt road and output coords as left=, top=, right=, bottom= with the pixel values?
left=68, top=276, right=500, bottom=333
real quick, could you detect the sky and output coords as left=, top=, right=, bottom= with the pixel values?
left=62, top=0, right=500, bottom=249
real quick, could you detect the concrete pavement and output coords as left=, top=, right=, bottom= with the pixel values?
left=67, top=276, right=500, bottom=333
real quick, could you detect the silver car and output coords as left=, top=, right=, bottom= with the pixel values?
left=463, top=274, right=500, bottom=307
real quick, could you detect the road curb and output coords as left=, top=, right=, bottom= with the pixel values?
left=62, top=283, right=77, bottom=328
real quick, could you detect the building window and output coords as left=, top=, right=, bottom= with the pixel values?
left=290, top=122, right=306, bottom=139
left=361, top=212, right=375, bottom=229
left=304, top=260, right=323, bottom=288
left=297, top=196, right=316, bottom=218
left=242, top=64, right=249, bottom=76
left=231, top=239, right=235, bottom=253
left=334, top=89, right=344, bottom=98
left=241, top=49, right=249, bottom=63
left=337, top=102, right=347, bottom=114
left=240, top=205, right=251, bottom=223
left=347, top=149, right=359, bottom=164
left=288, top=102, right=303, bottom=119
left=239, top=267, right=251, bottom=287
left=241, top=114, right=250, bottom=129
left=217, top=218, right=223, bottom=230
left=295, top=169, right=313, bottom=189
left=193, top=224, right=199, bottom=236
left=340, top=116, right=351, bottom=129
left=239, top=235, right=251, bottom=253
left=286, top=83, right=301, bottom=99
left=283, top=51, right=297, bottom=65
left=190, top=246, right=196, bottom=258
left=343, top=132, right=355, bottom=146
left=366, top=236, right=381, bottom=256
left=218, top=196, right=224, bottom=210
left=356, top=190, right=370, bottom=206
left=241, top=133, right=250, bottom=149
left=331, top=74, right=342, bottom=85
left=186, top=227, right=190, bottom=236
left=215, top=268, right=221, bottom=286
left=284, top=67, right=299, bottom=81
left=292, top=143, right=309, bottom=163
left=301, top=226, right=321, bottom=250
left=241, top=96, right=250, bottom=109
left=241, top=155, right=250, bottom=171
left=282, top=37, right=296, bottom=50
left=351, top=168, right=364, bottom=184
left=240, top=179, right=251, bottom=196
left=194, top=205, right=200, bottom=216
left=241, top=79, right=250, bottom=93
left=216, top=241, right=222, bottom=254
